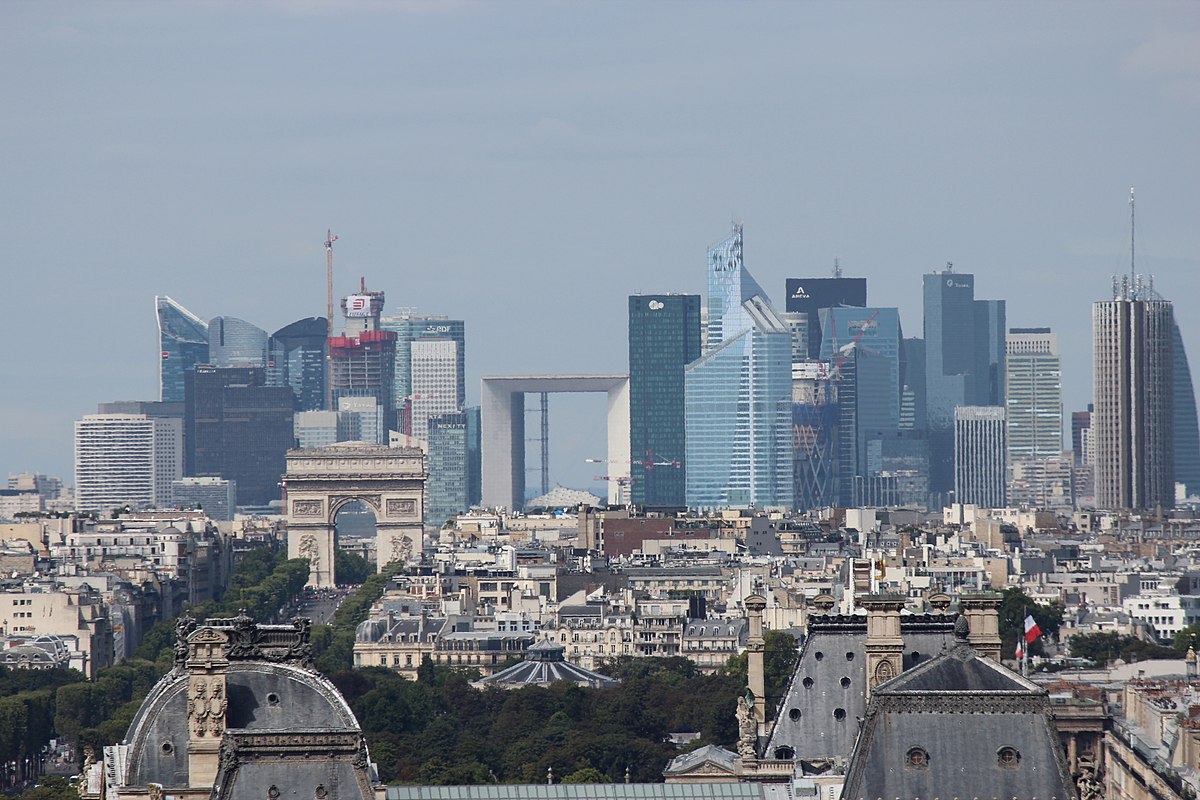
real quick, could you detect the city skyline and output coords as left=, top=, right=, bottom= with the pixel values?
left=3, top=3, right=1199, bottom=489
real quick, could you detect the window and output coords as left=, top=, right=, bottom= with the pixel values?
left=905, top=747, right=929, bottom=769
left=997, top=747, right=1020, bottom=768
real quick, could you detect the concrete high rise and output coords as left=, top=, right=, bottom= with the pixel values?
left=330, top=286, right=398, bottom=435
left=628, top=294, right=702, bottom=507
left=379, top=313, right=466, bottom=416
left=923, top=268, right=1006, bottom=498
left=686, top=225, right=793, bottom=508
left=207, top=316, right=268, bottom=369
left=1092, top=277, right=1174, bottom=511
left=184, top=366, right=295, bottom=507
left=954, top=406, right=1007, bottom=508
left=156, top=296, right=208, bottom=403
left=410, top=338, right=462, bottom=441
left=1005, top=328, right=1063, bottom=463
left=75, top=414, right=182, bottom=512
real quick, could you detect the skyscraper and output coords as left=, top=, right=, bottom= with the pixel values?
left=954, top=406, right=1007, bottom=508
left=1172, top=321, right=1200, bottom=498
left=379, top=314, right=466, bottom=415
left=75, top=414, right=182, bottom=512
left=184, top=366, right=295, bottom=506
left=410, top=338, right=462, bottom=441
left=686, top=225, right=793, bottom=508
left=1092, top=277, right=1174, bottom=511
left=1004, top=328, right=1063, bottom=463
left=923, top=268, right=1006, bottom=497
left=330, top=286, right=398, bottom=435
left=791, top=361, right=838, bottom=511
left=628, top=294, right=702, bottom=508
left=156, top=296, right=209, bottom=403
left=267, top=317, right=327, bottom=412
left=784, top=275, right=867, bottom=360
left=426, top=411, right=470, bottom=528
left=208, top=316, right=268, bottom=369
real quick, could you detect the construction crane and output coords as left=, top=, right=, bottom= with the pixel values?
left=827, top=307, right=881, bottom=380
left=324, top=229, right=338, bottom=411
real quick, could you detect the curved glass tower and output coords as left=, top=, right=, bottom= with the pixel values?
left=268, top=317, right=327, bottom=412
left=156, top=296, right=209, bottom=403
left=208, top=316, right=268, bottom=369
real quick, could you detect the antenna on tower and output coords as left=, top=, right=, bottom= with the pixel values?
left=946, top=261, right=954, bottom=273
left=1129, top=187, right=1136, bottom=297
left=324, top=229, right=338, bottom=410
left=833, top=258, right=842, bottom=279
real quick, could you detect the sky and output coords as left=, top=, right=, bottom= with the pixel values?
left=2, top=1, right=1199, bottom=494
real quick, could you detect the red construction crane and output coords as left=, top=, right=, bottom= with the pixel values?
left=324, top=229, right=338, bottom=410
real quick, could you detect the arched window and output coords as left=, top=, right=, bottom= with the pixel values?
left=905, top=747, right=929, bottom=769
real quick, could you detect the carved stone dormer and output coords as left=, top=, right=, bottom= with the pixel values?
left=186, top=626, right=230, bottom=789
left=861, top=593, right=905, bottom=700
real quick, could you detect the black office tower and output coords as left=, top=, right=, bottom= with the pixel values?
left=267, top=317, right=328, bottom=412
left=629, top=294, right=702, bottom=508
left=185, top=366, right=296, bottom=506
left=784, top=277, right=867, bottom=359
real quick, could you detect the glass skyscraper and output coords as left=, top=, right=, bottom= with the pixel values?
left=628, top=294, right=701, bottom=507
left=922, top=269, right=1006, bottom=497
left=208, top=316, right=268, bottom=369
left=686, top=226, right=793, bottom=508
left=427, top=411, right=470, bottom=528
left=1172, top=321, right=1200, bottom=498
left=157, top=296, right=209, bottom=403
left=267, top=317, right=327, bottom=412
left=785, top=276, right=867, bottom=360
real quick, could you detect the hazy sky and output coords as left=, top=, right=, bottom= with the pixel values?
left=3, top=1, right=1199, bottom=493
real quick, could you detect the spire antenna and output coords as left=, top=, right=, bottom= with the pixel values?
left=1130, top=187, right=1136, bottom=295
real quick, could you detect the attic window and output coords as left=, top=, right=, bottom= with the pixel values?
left=840, top=676, right=851, bottom=689
left=266, top=693, right=280, bottom=706
left=789, top=708, right=801, bottom=721
left=802, top=677, right=814, bottom=689
left=161, top=742, right=174, bottom=754
left=833, top=708, right=846, bottom=720
left=905, top=747, right=929, bottom=769
left=814, top=651, right=824, bottom=661
left=845, top=652, right=855, bottom=661
left=773, top=746, right=795, bottom=759
left=998, top=747, right=1021, bottom=768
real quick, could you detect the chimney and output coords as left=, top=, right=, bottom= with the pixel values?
left=861, top=594, right=905, bottom=700
left=744, top=594, right=768, bottom=732
left=959, top=592, right=1003, bottom=661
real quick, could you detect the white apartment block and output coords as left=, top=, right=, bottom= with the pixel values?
left=74, top=414, right=182, bottom=513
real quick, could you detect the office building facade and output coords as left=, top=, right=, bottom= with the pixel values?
left=923, top=269, right=1006, bottom=497
left=427, top=411, right=470, bottom=529
left=410, top=338, right=462, bottom=441
left=784, top=276, right=867, bottom=360
left=1092, top=282, right=1174, bottom=510
left=184, top=366, right=295, bottom=507
left=791, top=361, right=838, bottom=511
left=1005, top=328, right=1063, bottom=463
left=171, top=476, right=236, bottom=521
left=954, top=406, right=1007, bottom=508
left=75, top=414, right=182, bottom=513
left=267, top=317, right=327, bottom=412
left=380, top=314, right=466, bottom=414
left=1172, top=321, right=1200, bottom=498
left=628, top=294, right=702, bottom=507
left=686, top=225, right=793, bottom=508
left=156, top=296, right=208, bottom=403
left=294, top=410, right=360, bottom=449
left=207, top=316, right=268, bottom=369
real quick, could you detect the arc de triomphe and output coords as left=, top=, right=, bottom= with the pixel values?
left=284, top=445, right=425, bottom=588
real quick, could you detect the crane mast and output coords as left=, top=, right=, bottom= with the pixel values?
left=324, top=229, right=338, bottom=410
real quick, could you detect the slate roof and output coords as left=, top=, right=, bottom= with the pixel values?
left=840, top=642, right=1076, bottom=800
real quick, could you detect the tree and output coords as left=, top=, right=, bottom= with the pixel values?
left=562, top=767, right=608, bottom=784
left=998, top=588, right=1062, bottom=657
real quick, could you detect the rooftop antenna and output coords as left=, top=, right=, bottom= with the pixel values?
left=1129, top=187, right=1136, bottom=298
left=946, top=261, right=954, bottom=273
left=833, top=257, right=842, bottom=279
left=324, top=229, right=338, bottom=410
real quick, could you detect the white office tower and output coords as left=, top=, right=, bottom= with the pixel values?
left=75, top=414, right=182, bottom=512
left=954, top=406, right=1007, bottom=508
left=338, top=396, right=384, bottom=445
left=410, top=338, right=462, bottom=440
left=1005, top=328, right=1068, bottom=508
left=294, top=410, right=360, bottom=448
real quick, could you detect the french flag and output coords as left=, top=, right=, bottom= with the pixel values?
left=1015, top=640, right=1024, bottom=660
left=1024, top=614, right=1042, bottom=645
